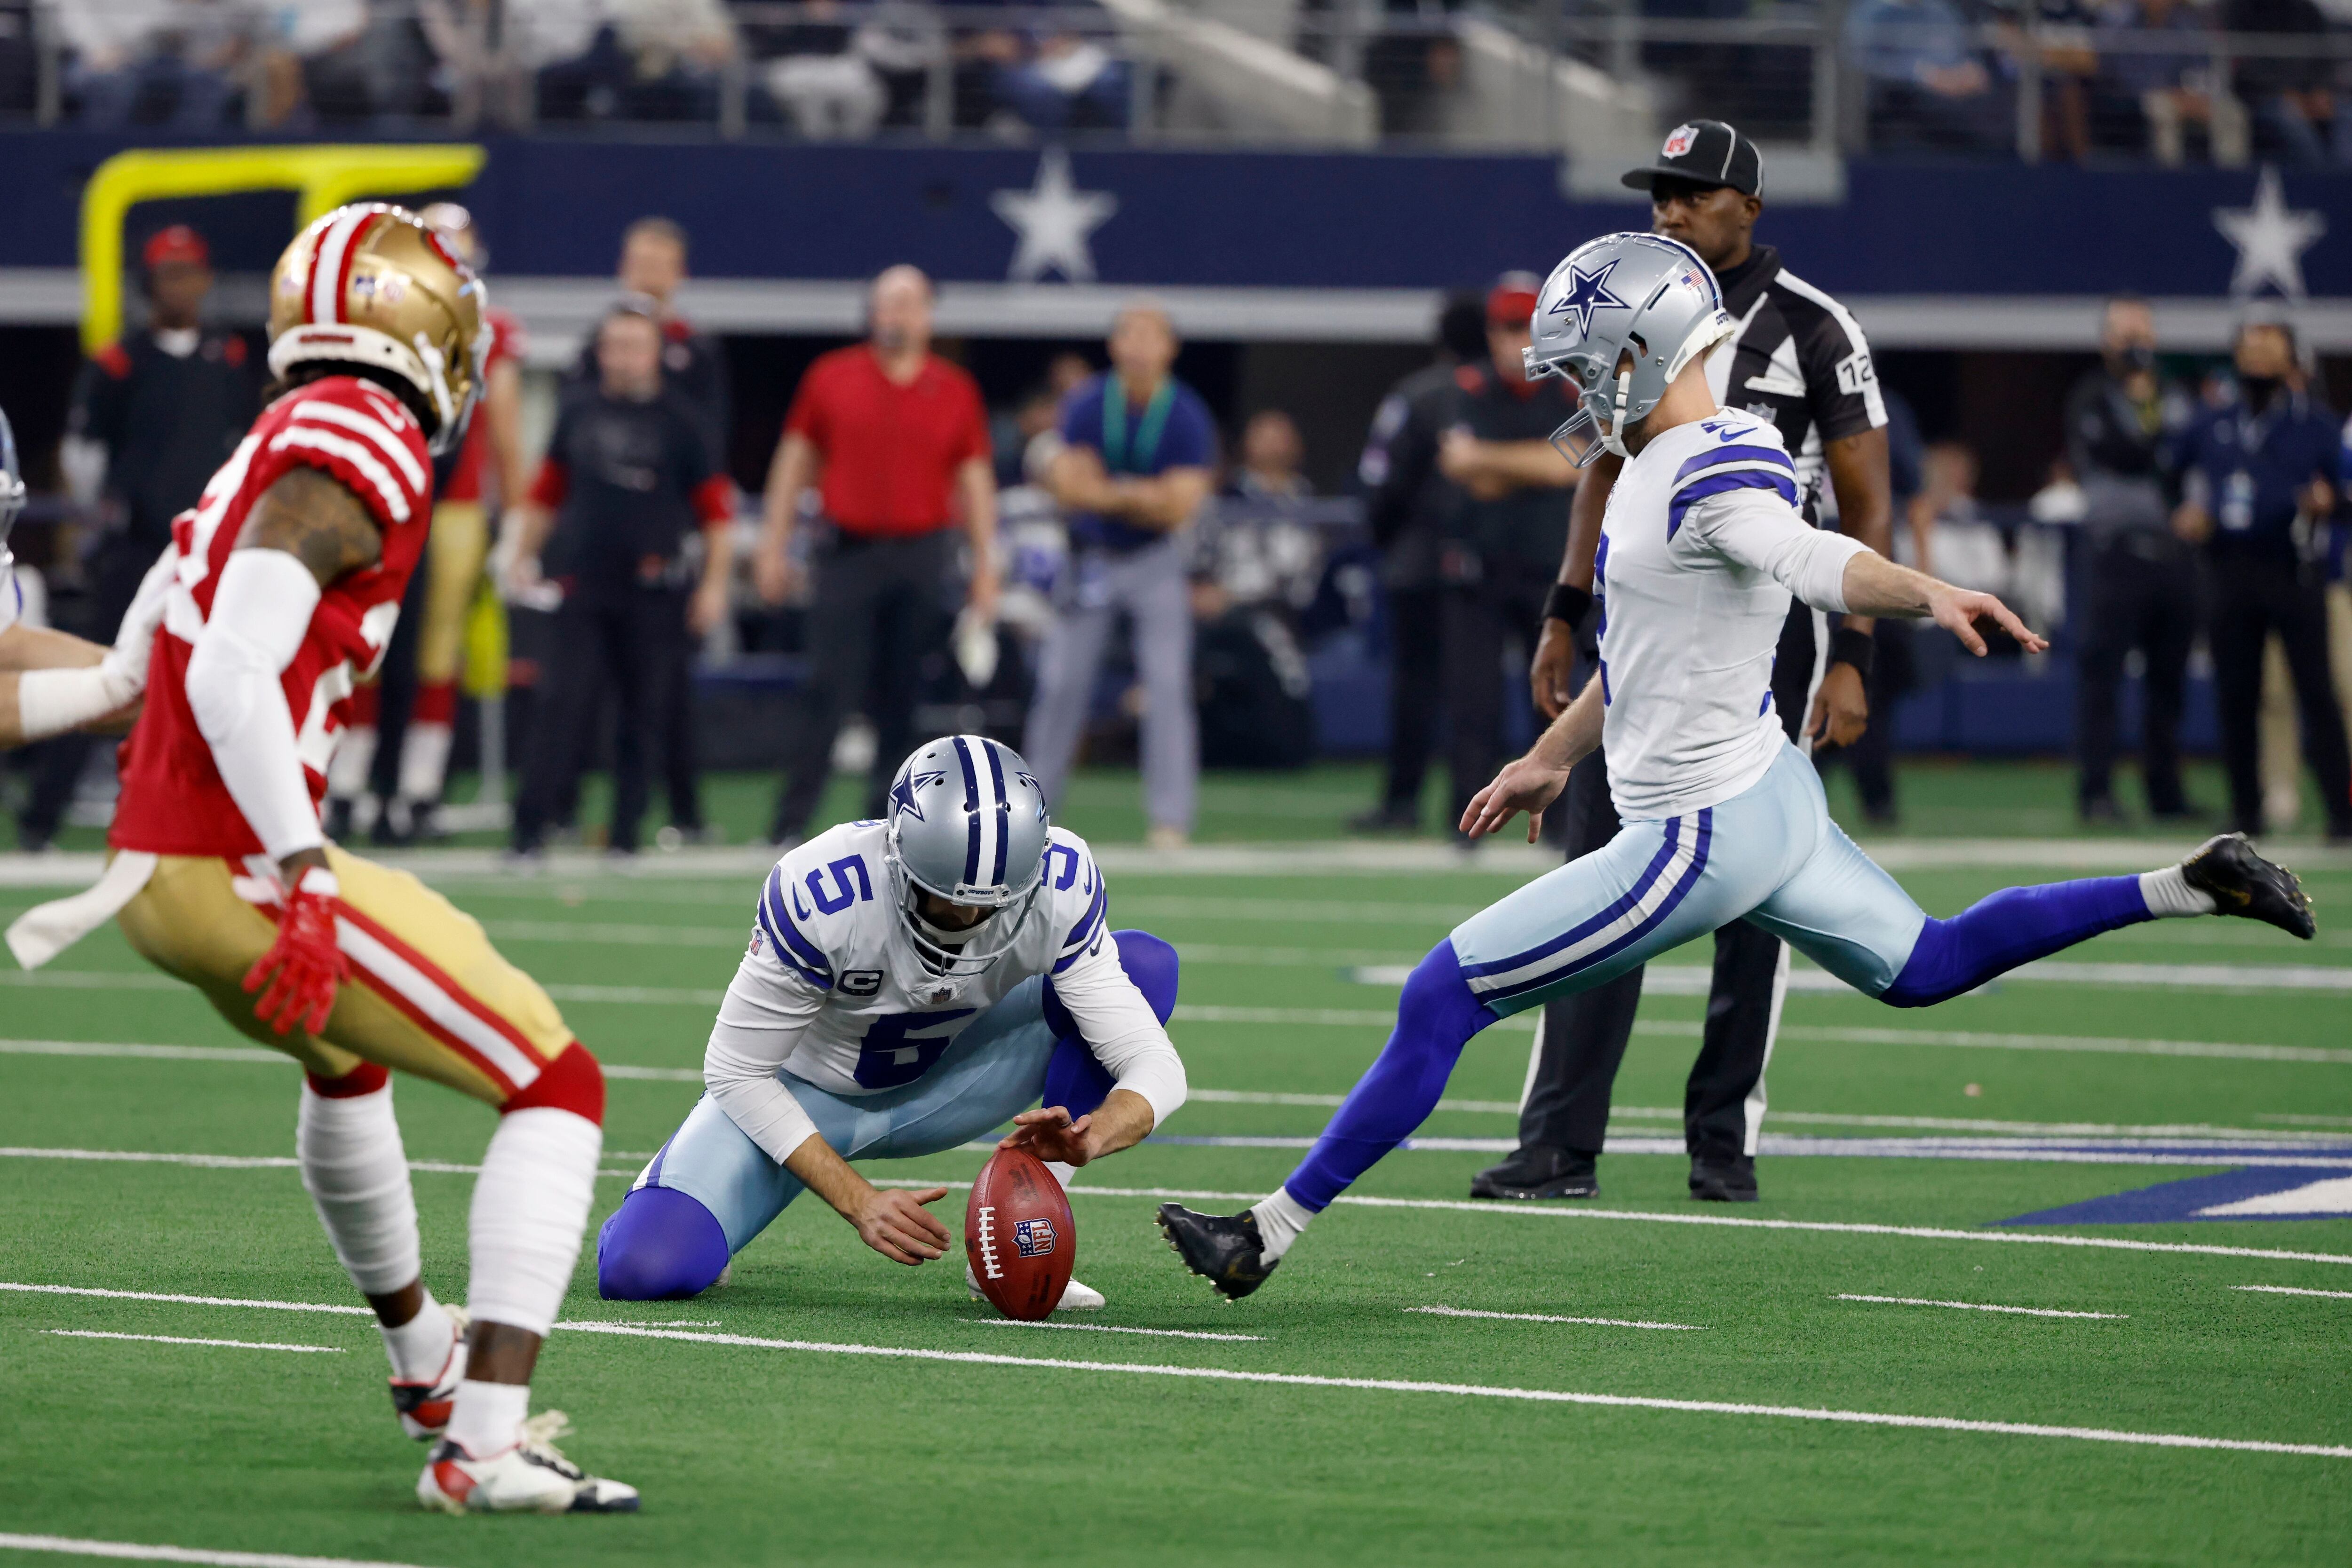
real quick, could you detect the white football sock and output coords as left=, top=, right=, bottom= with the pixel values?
left=326, top=725, right=377, bottom=803
left=296, top=1080, right=422, bottom=1298
left=446, top=1378, right=531, bottom=1458
left=381, top=1289, right=456, bottom=1383
left=2140, top=864, right=2217, bottom=919
left=1249, top=1188, right=1316, bottom=1263
left=466, top=1107, right=600, bottom=1337
left=398, top=721, right=453, bottom=804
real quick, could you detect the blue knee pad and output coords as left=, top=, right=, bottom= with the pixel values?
left=1042, top=929, right=1178, bottom=1117
left=596, top=1184, right=731, bottom=1300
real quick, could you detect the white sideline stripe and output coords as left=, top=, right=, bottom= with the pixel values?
left=548, top=1321, right=2352, bottom=1459
left=1152, top=1134, right=2352, bottom=1168
left=0, top=1536, right=438, bottom=1568
left=1834, top=1294, right=2127, bottom=1321
left=0, top=1283, right=370, bottom=1315
left=973, top=1319, right=1265, bottom=1342
left=0, top=1037, right=704, bottom=1082
left=0, top=1148, right=634, bottom=1180
left=1407, top=1305, right=1704, bottom=1332
left=45, top=1329, right=345, bottom=1353
left=1353, top=961, right=2352, bottom=993
left=0, top=972, right=727, bottom=1007
left=2232, top=1284, right=2352, bottom=1300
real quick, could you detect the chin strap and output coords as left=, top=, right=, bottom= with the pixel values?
left=1600, top=367, right=1635, bottom=459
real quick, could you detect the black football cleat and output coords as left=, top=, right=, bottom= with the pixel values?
left=2182, top=833, right=2316, bottom=940
left=1469, top=1146, right=1599, bottom=1201
left=1689, top=1155, right=1758, bottom=1203
left=1156, top=1204, right=1278, bottom=1300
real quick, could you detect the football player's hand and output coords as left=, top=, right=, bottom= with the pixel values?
left=1927, top=586, right=2046, bottom=657
left=1460, top=754, right=1571, bottom=843
left=1529, top=618, right=1576, bottom=720
left=1000, top=1105, right=1097, bottom=1166
left=1807, top=661, right=1869, bottom=750
left=852, top=1185, right=952, bottom=1266
left=242, top=864, right=350, bottom=1037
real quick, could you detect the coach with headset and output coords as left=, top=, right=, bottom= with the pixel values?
left=1472, top=121, right=1895, bottom=1205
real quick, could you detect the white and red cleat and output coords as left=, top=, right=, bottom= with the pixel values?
left=389, top=1305, right=468, bottom=1441
left=416, top=1412, right=639, bottom=1514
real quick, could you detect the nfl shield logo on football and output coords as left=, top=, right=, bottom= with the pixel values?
left=1661, top=124, right=1698, bottom=157
left=1014, top=1218, right=1057, bottom=1257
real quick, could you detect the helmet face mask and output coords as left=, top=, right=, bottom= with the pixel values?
left=0, top=407, right=24, bottom=554
left=1526, top=232, right=1734, bottom=463
left=882, top=735, right=1053, bottom=978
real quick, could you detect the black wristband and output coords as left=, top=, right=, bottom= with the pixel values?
left=1544, top=582, right=1594, bottom=627
left=1828, top=625, right=1875, bottom=680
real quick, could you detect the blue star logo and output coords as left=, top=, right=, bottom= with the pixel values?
left=890, top=769, right=947, bottom=822
left=1549, top=260, right=1629, bottom=342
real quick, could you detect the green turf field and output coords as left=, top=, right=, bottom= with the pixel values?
left=3, top=766, right=2351, bottom=1566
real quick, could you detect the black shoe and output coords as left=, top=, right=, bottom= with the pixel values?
left=1469, top=1146, right=1598, bottom=1201
left=2182, top=832, right=2316, bottom=939
left=1690, top=1155, right=1759, bottom=1202
left=1345, top=804, right=1418, bottom=835
left=323, top=797, right=355, bottom=843
left=1155, top=1204, right=1279, bottom=1300
left=370, top=798, right=414, bottom=848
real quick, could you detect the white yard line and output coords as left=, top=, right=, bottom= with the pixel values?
left=44, top=1329, right=345, bottom=1353
left=0, top=1036, right=705, bottom=1083
left=972, top=1319, right=1265, bottom=1342
left=0, top=1536, right=440, bottom=1568
left=1150, top=1134, right=2352, bottom=1168
left=1833, top=1294, right=2127, bottom=1320
left=1355, top=962, right=2352, bottom=994
left=1406, top=1304, right=1704, bottom=1331
left=2231, top=1284, right=2352, bottom=1300
left=0, top=1282, right=371, bottom=1315
left=549, top=1320, right=2352, bottom=1458
left=0, top=1148, right=636, bottom=1180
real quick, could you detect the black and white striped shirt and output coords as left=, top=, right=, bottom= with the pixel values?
left=1702, top=245, right=1886, bottom=526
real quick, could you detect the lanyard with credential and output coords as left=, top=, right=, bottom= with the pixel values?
left=1100, top=374, right=1175, bottom=475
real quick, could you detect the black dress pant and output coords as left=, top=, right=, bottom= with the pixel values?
left=2075, top=541, right=2197, bottom=815
left=1440, top=566, right=1551, bottom=829
left=1515, top=603, right=1823, bottom=1166
left=770, top=530, right=953, bottom=842
left=18, top=537, right=156, bottom=846
left=2206, top=554, right=2352, bottom=837
left=512, top=587, right=692, bottom=854
left=1379, top=584, right=1444, bottom=816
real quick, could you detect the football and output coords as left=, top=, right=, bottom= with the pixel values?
left=964, top=1145, right=1073, bottom=1321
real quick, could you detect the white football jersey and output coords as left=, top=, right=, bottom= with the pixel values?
left=713, top=818, right=1156, bottom=1103
left=1596, top=415, right=1866, bottom=821
left=0, top=553, right=18, bottom=637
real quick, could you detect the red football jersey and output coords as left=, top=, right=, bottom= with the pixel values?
left=111, top=376, right=433, bottom=858
left=440, top=307, right=524, bottom=505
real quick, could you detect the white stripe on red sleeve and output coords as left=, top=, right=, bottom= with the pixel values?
left=289, top=400, right=429, bottom=493
left=268, top=427, right=415, bottom=524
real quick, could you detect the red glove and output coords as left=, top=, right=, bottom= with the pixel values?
left=243, top=865, right=350, bottom=1037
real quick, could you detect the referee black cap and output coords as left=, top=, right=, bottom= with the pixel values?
left=1620, top=120, right=1764, bottom=198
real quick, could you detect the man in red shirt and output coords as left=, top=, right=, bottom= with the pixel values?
left=753, top=264, right=998, bottom=842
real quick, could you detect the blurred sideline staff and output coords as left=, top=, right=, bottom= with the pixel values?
left=1429, top=275, right=1581, bottom=836
left=754, top=265, right=997, bottom=844
left=1484, top=120, right=1895, bottom=1206
left=2169, top=311, right=2352, bottom=842
left=326, top=202, right=529, bottom=843
left=2069, top=295, right=2201, bottom=826
left=1347, top=293, right=1493, bottom=834
left=1023, top=299, right=1217, bottom=849
left=506, top=302, right=738, bottom=856
left=24, top=225, right=254, bottom=851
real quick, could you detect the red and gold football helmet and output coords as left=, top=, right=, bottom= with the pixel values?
left=267, top=203, right=487, bottom=455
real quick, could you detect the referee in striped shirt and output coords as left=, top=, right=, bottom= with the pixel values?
left=1473, top=121, right=1895, bottom=1204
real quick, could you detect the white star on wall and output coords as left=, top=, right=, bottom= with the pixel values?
left=2212, top=166, right=2326, bottom=300
left=990, top=148, right=1118, bottom=284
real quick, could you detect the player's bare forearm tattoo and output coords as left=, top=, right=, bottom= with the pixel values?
left=236, top=467, right=383, bottom=586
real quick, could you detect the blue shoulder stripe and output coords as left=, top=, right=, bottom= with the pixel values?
left=755, top=901, right=832, bottom=989
left=1052, top=879, right=1109, bottom=973
left=1673, top=443, right=1794, bottom=484
left=1666, top=468, right=1799, bottom=538
left=759, top=866, right=834, bottom=980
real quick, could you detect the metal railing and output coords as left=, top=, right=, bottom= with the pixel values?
left=11, top=0, right=2352, bottom=162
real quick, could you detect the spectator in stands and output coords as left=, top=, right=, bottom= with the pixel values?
left=2225, top=0, right=2344, bottom=163
left=1846, top=0, right=2011, bottom=150
left=747, top=0, right=887, bottom=137
left=753, top=265, right=997, bottom=844
left=248, top=0, right=376, bottom=127
left=1989, top=0, right=2099, bottom=159
left=1347, top=293, right=1486, bottom=835
left=1201, top=411, right=1320, bottom=610
left=22, top=225, right=253, bottom=851
left=61, top=0, right=238, bottom=127
left=1191, top=413, right=1321, bottom=771
left=2070, top=296, right=2202, bottom=825
left=1024, top=300, right=1216, bottom=849
left=2099, top=0, right=2249, bottom=164
left=2169, top=313, right=2352, bottom=840
left=506, top=303, right=738, bottom=858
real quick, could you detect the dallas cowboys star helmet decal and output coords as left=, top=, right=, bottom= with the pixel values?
left=890, top=768, right=948, bottom=822
left=1550, top=258, right=1630, bottom=342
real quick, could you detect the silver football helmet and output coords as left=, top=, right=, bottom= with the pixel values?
left=1525, top=231, right=1734, bottom=465
left=0, top=406, right=24, bottom=554
left=883, top=735, right=1052, bottom=977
